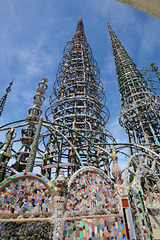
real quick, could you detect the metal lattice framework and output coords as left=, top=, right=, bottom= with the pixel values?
left=108, top=22, right=160, bottom=156
left=149, top=58, right=160, bottom=82
left=42, top=18, right=115, bottom=179
left=0, top=78, right=48, bottom=181
left=141, top=69, right=160, bottom=98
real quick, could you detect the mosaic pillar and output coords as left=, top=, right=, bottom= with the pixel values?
left=147, top=193, right=160, bottom=232
left=53, top=196, right=66, bottom=240
left=0, top=128, right=16, bottom=182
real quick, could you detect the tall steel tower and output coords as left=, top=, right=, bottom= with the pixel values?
left=107, top=22, right=160, bottom=155
left=0, top=80, right=13, bottom=117
left=43, top=18, right=115, bottom=179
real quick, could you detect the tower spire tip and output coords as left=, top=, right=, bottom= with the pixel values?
left=76, top=17, right=84, bottom=34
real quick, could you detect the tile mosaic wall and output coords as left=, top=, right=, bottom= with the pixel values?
left=62, top=216, right=126, bottom=240
left=0, top=174, right=53, bottom=218
left=67, top=170, right=120, bottom=214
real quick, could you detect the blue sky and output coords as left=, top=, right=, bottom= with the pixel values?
left=0, top=0, right=159, bottom=170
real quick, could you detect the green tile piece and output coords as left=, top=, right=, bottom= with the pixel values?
left=145, top=233, right=149, bottom=240
left=68, top=229, right=73, bottom=235
left=140, top=213, right=143, bottom=219
left=110, top=231, right=115, bottom=236
left=79, top=221, right=84, bottom=228
left=96, top=219, right=100, bottom=225
left=110, top=218, right=115, bottom=222
left=80, top=231, right=84, bottom=239
left=85, top=223, right=89, bottom=231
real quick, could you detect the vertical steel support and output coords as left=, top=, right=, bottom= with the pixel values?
left=25, top=117, right=43, bottom=172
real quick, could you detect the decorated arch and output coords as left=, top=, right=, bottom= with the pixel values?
left=61, top=166, right=135, bottom=240
left=67, top=166, right=119, bottom=215
left=0, top=172, right=54, bottom=219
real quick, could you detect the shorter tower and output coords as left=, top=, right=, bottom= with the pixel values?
left=108, top=22, right=160, bottom=156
